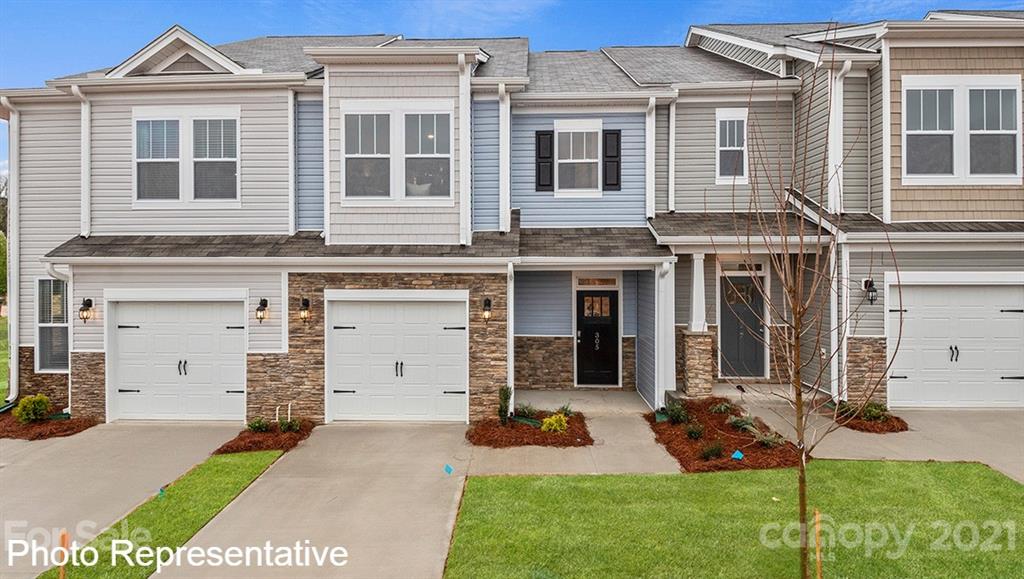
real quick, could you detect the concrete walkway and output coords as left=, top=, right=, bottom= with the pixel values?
left=714, top=384, right=1024, bottom=483
left=0, top=422, right=238, bottom=578
left=468, top=390, right=679, bottom=475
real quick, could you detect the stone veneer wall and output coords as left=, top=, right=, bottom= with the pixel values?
left=676, top=328, right=714, bottom=397
left=846, top=336, right=887, bottom=403
left=17, top=347, right=70, bottom=408
left=514, top=336, right=573, bottom=389
left=622, top=336, right=637, bottom=390
left=70, top=351, right=106, bottom=419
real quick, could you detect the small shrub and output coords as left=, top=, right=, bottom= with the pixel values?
left=726, top=414, right=756, bottom=432
left=700, top=440, right=724, bottom=461
left=247, top=417, right=270, bottom=433
left=756, top=431, right=786, bottom=448
left=664, top=400, right=689, bottom=424
left=860, top=401, right=890, bottom=422
left=835, top=401, right=857, bottom=418
left=278, top=419, right=301, bottom=433
left=556, top=403, right=574, bottom=417
left=686, top=423, right=704, bottom=440
left=709, top=402, right=733, bottom=414
left=13, top=394, right=51, bottom=424
left=498, top=386, right=512, bottom=425
left=540, top=413, right=568, bottom=434
left=515, top=403, right=538, bottom=419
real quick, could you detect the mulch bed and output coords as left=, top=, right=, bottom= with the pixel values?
left=213, top=419, right=316, bottom=454
left=646, top=397, right=801, bottom=473
left=0, top=411, right=99, bottom=440
left=466, top=411, right=594, bottom=448
left=838, top=414, right=909, bottom=433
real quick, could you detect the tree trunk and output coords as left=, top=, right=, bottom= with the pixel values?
left=792, top=308, right=809, bottom=578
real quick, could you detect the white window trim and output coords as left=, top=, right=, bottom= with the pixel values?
left=132, top=105, right=242, bottom=209
left=715, top=108, right=749, bottom=186
left=404, top=112, right=453, bottom=200
left=554, top=118, right=603, bottom=198
left=35, top=277, right=70, bottom=374
left=901, top=75, right=1022, bottom=187
left=339, top=100, right=455, bottom=207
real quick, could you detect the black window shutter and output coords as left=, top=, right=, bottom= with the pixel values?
left=536, top=130, right=554, bottom=191
left=602, top=130, right=621, bottom=191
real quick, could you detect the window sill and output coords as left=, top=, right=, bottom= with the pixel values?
left=900, top=175, right=1023, bottom=187
left=553, top=189, right=603, bottom=199
left=715, top=177, right=749, bottom=186
left=34, top=367, right=70, bottom=375
left=340, top=196, right=456, bottom=208
left=132, top=199, right=242, bottom=210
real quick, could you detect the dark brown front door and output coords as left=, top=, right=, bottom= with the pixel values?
left=576, top=290, right=619, bottom=385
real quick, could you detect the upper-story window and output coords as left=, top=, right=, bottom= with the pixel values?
left=341, top=101, right=453, bottom=205
left=902, top=76, right=1021, bottom=186
left=554, top=119, right=602, bottom=196
left=133, top=105, right=241, bottom=206
left=716, top=108, right=748, bottom=185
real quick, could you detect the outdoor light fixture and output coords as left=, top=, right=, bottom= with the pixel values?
left=78, top=298, right=94, bottom=323
left=255, top=298, right=269, bottom=323
left=298, top=298, right=311, bottom=323
left=482, top=298, right=493, bottom=321
left=863, top=279, right=877, bottom=305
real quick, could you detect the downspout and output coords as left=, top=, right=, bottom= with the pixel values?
left=2, top=96, right=20, bottom=402
left=71, top=85, right=91, bottom=237
left=506, top=262, right=515, bottom=412
left=498, top=82, right=511, bottom=232
left=644, top=97, right=656, bottom=219
left=667, top=96, right=677, bottom=213
left=828, top=60, right=852, bottom=213
left=457, top=53, right=472, bottom=245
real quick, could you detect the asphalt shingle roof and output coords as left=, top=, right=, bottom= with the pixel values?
left=648, top=212, right=824, bottom=238
left=827, top=213, right=1024, bottom=234
left=524, top=51, right=643, bottom=93
left=698, top=23, right=869, bottom=55
left=603, top=46, right=777, bottom=85
left=931, top=9, right=1024, bottom=20
left=518, top=227, right=671, bottom=257
left=215, top=34, right=399, bottom=74
left=392, top=37, right=529, bottom=77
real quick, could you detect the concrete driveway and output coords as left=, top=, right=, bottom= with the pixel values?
left=0, top=422, right=238, bottom=578
left=164, top=423, right=471, bottom=579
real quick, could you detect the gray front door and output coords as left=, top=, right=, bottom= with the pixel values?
left=719, top=277, right=765, bottom=378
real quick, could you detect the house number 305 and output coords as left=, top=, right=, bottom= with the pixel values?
left=594, top=331, right=600, bottom=351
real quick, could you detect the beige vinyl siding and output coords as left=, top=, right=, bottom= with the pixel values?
left=696, top=36, right=779, bottom=76
left=793, top=62, right=832, bottom=207
left=328, top=70, right=461, bottom=244
left=89, top=90, right=291, bottom=234
left=890, top=47, right=1024, bottom=221
left=655, top=104, right=669, bottom=212
left=843, top=75, right=869, bottom=212
left=17, top=102, right=82, bottom=342
left=868, top=65, right=884, bottom=215
left=847, top=248, right=1024, bottom=336
left=674, top=100, right=793, bottom=211
left=71, top=265, right=285, bottom=352
left=799, top=250, right=832, bottom=388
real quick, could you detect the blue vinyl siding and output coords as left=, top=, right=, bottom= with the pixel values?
left=511, top=113, right=647, bottom=227
left=622, top=270, right=638, bottom=336
left=295, top=100, right=324, bottom=230
left=514, top=271, right=572, bottom=335
left=472, top=100, right=500, bottom=230
left=636, top=270, right=657, bottom=408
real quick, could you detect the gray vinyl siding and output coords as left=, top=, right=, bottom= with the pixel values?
left=329, top=70, right=461, bottom=244
left=636, top=270, right=657, bottom=407
left=695, top=36, right=778, bottom=76
left=16, top=102, right=82, bottom=342
left=472, top=99, right=500, bottom=230
left=71, top=266, right=285, bottom=352
left=295, top=99, right=324, bottom=230
left=868, top=66, right=884, bottom=215
left=848, top=249, right=1024, bottom=336
left=513, top=271, right=572, bottom=336
left=90, top=90, right=291, bottom=235
left=675, top=254, right=788, bottom=326
left=843, top=76, right=869, bottom=212
left=793, top=62, right=831, bottom=206
left=800, top=251, right=831, bottom=388
left=622, top=270, right=638, bottom=336
left=654, top=105, right=669, bottom=212
left=674, top=100, right=793, bottom=211
left=511, top=112, right=646, bottom=227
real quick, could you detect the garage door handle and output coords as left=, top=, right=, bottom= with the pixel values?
left=333, top=389, right=356, bottom=394
left=889, top=375, right=908, bottom=380
left=1001, top=376, right=1024, bottom=380
left=226, top=325, right=245, bottom=330
left=334, top=325, right=356, bottom=330
left=178, top=360, right=183, bottom=375
left=949, top=346, right=955, bottom=362
left=183, top=360, right=188, bottom=375
left=225, top=390, right=244, bottom=394
left=954, top=346, right=959, bottom=362
left=443, top=390, right=466, bottom=395
left=444, top=326, right=466, bottom=330
left=118, top=389, right=141, bottom=393
left=1000, top=309, right=1024, bottom=313
left=400, top=362, right=403, bottom=377
left=395, top=361, right=399, bottom=376
left=117, top=324, right=140, bottom=329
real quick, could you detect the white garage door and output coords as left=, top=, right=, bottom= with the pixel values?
left=111, top=302, right=246, bottom=420
left=327, top=300, right=468, bottom=422
left=888, top=285, right=1024, bottom=407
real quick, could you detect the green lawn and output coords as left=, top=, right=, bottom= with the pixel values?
left=40, top=450, right=281, bottom=579
left=446, top=461, right=1024, bottom=579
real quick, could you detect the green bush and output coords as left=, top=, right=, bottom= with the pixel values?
left=860, top=401, right=890, bottom=422
left=498, top=386, right=512, bottom=425
left=556, top=403, right=574, bottom=418
left=756, top=431, right=785, bottom=448
left=699, top=440, right=724, bottom=461
left=278, top=418, right=301, bottom=433
left=247, top=417, right=270, bottom=433
left=13, top=394, right=51, bottom=424
left=686, top=423, right=704, bottom=440
left=664, top=400, right=689, bottom=425
left=726, top=414, right=755, bottom=432
left=709, top=402, right=733, bottom=414
left=540, top=413, right=568, bottom=433
left=515, top=403, right=538, bottom=419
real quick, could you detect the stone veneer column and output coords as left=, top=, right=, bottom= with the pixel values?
left=680, top=330, right=714, bottom=397
left=70, top=351, right=106, bottom=420
left=846, top=336, right=887, bottom=403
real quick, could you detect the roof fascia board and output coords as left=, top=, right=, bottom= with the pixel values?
left=925, top=11, right=1023, bottom=22
left=689, top=26, right=877, bottom=66
left=794, top=23, right=888, bottom=42
left=512, top=91, right=676, bottom=102
left=688, top=27, right=780, bottom=57
left=45, top=255, right=516, bottom=267
left=304, top=46, right=489, bottom=64
left=48, top=73, right=306, bottom=92
left=471, top=77, right=530, bottom=89
left=106, top=25, right=253, bottom=79
left=672, top=79, right=802, bottom=94
left=844, top=231, right=1024, bottom=243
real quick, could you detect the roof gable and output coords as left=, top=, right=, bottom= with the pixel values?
left=106, top=25, right=257, bottom=78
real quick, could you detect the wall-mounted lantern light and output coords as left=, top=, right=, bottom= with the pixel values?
left=862, top=279, right=877, bottom=305
left=255, top=298, right=269, bottom=323
left=79, top=298, right=94, bottom=323
left=298, top=298, right=311, bottom=323
left=482, top=298, right=492, bottom=322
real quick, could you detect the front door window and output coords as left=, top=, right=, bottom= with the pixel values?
left=576, top=290, right=619, bottom=385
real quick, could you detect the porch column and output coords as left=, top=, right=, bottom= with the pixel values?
left=690, top=254, right=707, bottom=332
left=656, top=261, right=677, bottom=406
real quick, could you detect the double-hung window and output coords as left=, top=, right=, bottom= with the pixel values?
left=554, top=119, right=601, bottom=196
left=405, top=113, right=451, bottom=197
left=716, top=108, right=748, bottom=185
left=902, top=76, right=1021, bottom=185
left=136, top=119, right=180, bottom=200
left=193, top=119, right=238, bottom=199
left=344, top=113, right=390, bottom=197
left=36, top=279, right=69, bottom=372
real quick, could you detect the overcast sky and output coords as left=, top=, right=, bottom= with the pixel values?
left=2, top=0, right=1020, bottom=174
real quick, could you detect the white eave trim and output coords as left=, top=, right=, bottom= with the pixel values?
left=48, top=73, right=306, bottom=91
left=106, top=25, right=256, bottom=79
left=687, top=26, right=881, bottom=65
left=844, top=231, right=1024, bottom=244
left=304, top=46, right=489, bottom=65
left=42, top=256, right=517, bottom=267
left=511, top=91, right=677, bottom=104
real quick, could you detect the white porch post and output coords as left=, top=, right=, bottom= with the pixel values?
left=656, top=261, right=677, bottom=407
left=690, top=254, right=707, bottom=332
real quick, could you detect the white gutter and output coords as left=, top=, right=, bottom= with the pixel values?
left=2, top=96, right=19, bottom=402
left=71, top=85, right=91, bottom=237
left=42, top=255, right=519, bottom=267
left=48, top=73, right=307, bottom=91
left=44, top=262, right=70, bottom=282
left=844, top=231, right=1024, bottom=243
